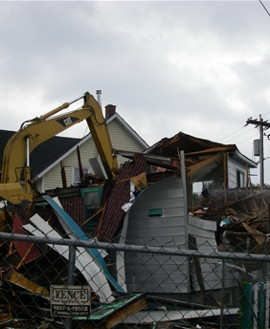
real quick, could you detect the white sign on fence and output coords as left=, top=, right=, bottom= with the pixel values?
left=50, top=285, right=91, bottom=317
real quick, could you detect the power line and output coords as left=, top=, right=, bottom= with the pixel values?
left=221, top=112, right=270, bottom=144
left=220, top=126, right=246, bottom=141
left=259, top=0, right=270, bottom=17
left=220, top=125, right=256, bottom=144
left=262, top=111, right=270, bottom=117
left=233, top=131, right=258, bottom=146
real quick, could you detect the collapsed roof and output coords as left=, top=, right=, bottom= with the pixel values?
left=146, top=131, right=257, bottom=182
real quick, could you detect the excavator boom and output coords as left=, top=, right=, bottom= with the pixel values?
left=0, top=92, right=118, bottom=204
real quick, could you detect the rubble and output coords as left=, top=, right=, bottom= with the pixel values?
left=0, top=130, right=267, bottom=327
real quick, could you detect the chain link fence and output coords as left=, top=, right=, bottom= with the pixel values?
left=0, top=227, right=269, bottom=329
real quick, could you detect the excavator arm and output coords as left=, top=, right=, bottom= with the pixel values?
left=0, top=92, right=118, bottom=204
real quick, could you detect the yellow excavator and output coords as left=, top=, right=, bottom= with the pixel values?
left=0, top=92, right=118, bottom=204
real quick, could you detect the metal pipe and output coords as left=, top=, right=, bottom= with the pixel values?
left=96, top=90, right=102, bottom=107
left=38, top=94, right=85, bottom=121
left=65, top=245, right=76, bottom=329
left=2, top=231, right=270, bottom=262
left=25, top=136, right=30, bottom=167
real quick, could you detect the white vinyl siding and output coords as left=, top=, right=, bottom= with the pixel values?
left=35, top=118, right=147, bottom=192
left=109, top=120, right=146, bottom=153
left=108, top=120, right=148, bottom=165
left=227, top=155, right=247, bottom=188
left=43, top=139, right=98, bottom=190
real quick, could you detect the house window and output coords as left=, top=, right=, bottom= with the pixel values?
left=73, top=167, right=88, bottom=186
left=237, top=170, right=245, bottom=188
left=80, top=187, right=103, bottom=232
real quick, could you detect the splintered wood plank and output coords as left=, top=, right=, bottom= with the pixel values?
left=7, top=270, right=49, bottom=296
left=81, top=294, right=147, bottom=329
left=104, top=298, right=147, bottom=329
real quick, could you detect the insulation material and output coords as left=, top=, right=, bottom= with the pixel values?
left=130, top=172, right=147, bottom=191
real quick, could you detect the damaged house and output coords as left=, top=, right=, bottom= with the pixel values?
left=106, top=132, right=259, bottom=303
left=0, top=92, right=263, bottom=327
left=146, top=132, right=257, bottom=208
left=114, top=131, right=257, bottom=217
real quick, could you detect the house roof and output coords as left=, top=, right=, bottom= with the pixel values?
left=144, top=131, right=257, bottom=183
left=0, top=129, right=80, bottom=179
left=30, top=135, right=81, bottom=178
left=147, top=131, right=235, bottom=155
left=147, top=131, right=257, bottom=168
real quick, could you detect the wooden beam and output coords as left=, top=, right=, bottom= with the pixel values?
left=187, top=153, right=222, bottom=177
left=82, top=294, right=147, bottom=329
left=104, top=298, right=147, bottom=329
left=186, top=146, right=235, bottom=156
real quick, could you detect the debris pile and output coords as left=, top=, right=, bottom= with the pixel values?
left=193, top=188, right=270, bottom=254
left=0, top=126, right=265, bottom=328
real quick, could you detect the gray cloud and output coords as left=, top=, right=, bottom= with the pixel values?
left=1, top=1, right=270, bottom=184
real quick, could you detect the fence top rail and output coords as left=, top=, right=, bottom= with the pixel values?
left=0, top=231, right=269, bottom=263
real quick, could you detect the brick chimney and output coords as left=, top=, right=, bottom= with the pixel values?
left=105, top=104, right=116, bottom=120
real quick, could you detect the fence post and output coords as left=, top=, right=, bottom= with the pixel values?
left=266, top=282, right=270, bottom=328
left=258, top=282, right=265, bottom=329
left=220, top=259, right=225, bottom=329
left=240, top=282, right=253, bottom=329
left=65, top=244, right=76, bottom=329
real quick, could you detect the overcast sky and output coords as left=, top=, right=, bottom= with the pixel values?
left=1, top=1, right=270, bottom=185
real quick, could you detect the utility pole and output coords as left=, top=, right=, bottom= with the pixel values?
left=246, top=115, right=270, bottom=190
